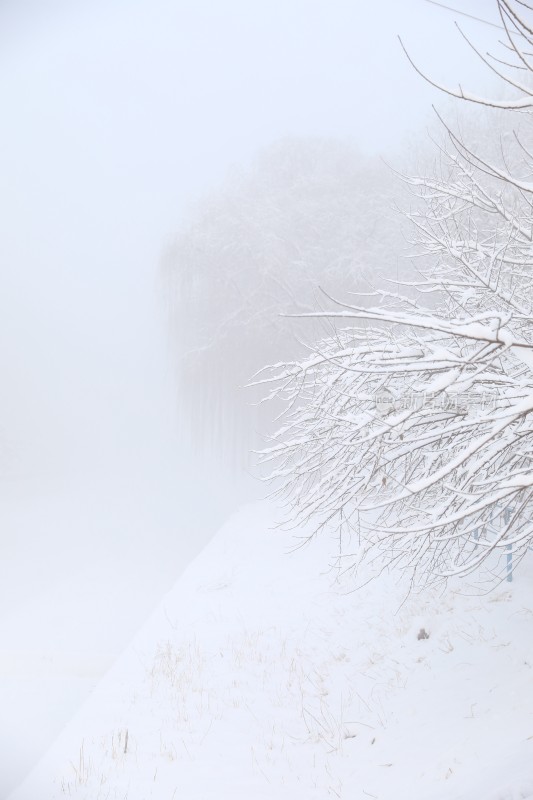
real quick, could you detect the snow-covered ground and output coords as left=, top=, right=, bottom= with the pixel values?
left=0, top=464, right=242, bottom=797
left=10, top=501, right=533, bottom=800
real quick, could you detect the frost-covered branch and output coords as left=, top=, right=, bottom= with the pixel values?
left=260, top=1, right=533, bottom=586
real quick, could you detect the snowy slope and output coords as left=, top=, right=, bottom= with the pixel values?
left=9, top=501, right=533, bottom=800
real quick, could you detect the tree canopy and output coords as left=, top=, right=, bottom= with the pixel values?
left=259, top=1, right=533, bottom=587
left=163, top=138, right=405, bottom=458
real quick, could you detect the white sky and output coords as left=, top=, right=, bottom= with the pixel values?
left=0, top=0, right=497, bottom=478
left=0, top=0, right=501, bottom=794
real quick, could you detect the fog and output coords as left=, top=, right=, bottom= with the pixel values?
left=0, top=0, right=497, bottom=795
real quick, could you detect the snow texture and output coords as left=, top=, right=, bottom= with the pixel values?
left=10, top=502, right=533, bottom=800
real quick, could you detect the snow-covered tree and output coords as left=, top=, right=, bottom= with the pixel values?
left=258, top=0, right=533, bottom=586
left=163, top=138, right=405, bottom=459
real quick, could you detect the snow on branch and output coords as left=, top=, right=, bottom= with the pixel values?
left=260, top=1, right=533, bottom=587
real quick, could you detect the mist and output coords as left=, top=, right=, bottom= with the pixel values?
left=0, top=0, right=499, bottom=795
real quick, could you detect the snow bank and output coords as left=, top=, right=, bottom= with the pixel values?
left=9, top=501, right=533, bottom=800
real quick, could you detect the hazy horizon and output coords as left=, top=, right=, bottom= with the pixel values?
left=0, top=0, right=500, bottom=794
